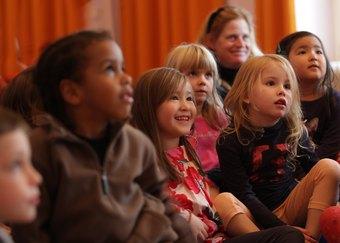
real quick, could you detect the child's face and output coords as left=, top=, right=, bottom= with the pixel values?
left=246, top=62, right=292, bottom=127
left=156, top=82, right=196, bottom=148
left=79, top=40, right=133, bottom=121
left=0, top=129, right=41, bottom=222
left=288, top=36, right=326, bottom=84
left=183, top=69, right=213, bottom=109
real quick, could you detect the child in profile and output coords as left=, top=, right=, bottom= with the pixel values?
left=12, top=30, right=191, bottom=243
left=0, top=108, right=42, bottom=243
left=217, top=54, right=340, bottom=242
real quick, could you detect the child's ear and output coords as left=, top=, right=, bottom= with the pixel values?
left=59, top=79, right=83, bottom=105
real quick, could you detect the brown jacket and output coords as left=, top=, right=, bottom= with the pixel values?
left=12, top=114, right=193, bottom=243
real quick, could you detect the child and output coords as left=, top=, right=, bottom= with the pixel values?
left=0, top=108, right=42, bottom=243
left=131, top=67, right=305, bottom=243
left=276, top=31, right=340, bottom=163
left=217, top=54, right=340, bottom=241
left=1, top=66, right=44, bottom=127
left=166, top=43, right=227, bottom=187
left=11, top=30, right=193, bottom=243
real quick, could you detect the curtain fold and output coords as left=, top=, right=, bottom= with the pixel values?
left=0, top=0, right=87, bottom=89
left=120, top=0, right=224, bottom=82
left=254, top=0, right=296, bottom=53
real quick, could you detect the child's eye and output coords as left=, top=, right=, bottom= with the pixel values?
left=297, top=50, right=306, bottom=55
left=205, top=72, right=213, bottom=79
left=316, top=50, right=323, bottom=55
left=170, top=95, right=179, bottom=100
left=7, top=160, right=23, bottom=172
left=265, top=80, right=275, bottom=86
left=186, top=96, right=194, bottom=102
left=188, top=71, right=197, bottom=77
left=284, top=83, right=291, bottom=89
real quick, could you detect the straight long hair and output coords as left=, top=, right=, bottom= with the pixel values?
left=131, top=67, right=204, bottom=181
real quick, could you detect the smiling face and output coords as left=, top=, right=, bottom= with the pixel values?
left=211, top=18, right=251, bottom=69
left=246, top=62, right=292, bottom=127
left=288, top=36, right=326, bottom=85
left=156, top=81, right=197, bottom=149
left=0, top=129, right=41, bottom=223
left=78, top=40, right=133, bottom=122
left=183, top=68, right=213, bottom=113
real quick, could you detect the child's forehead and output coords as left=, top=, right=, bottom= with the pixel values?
left=84, top=40, right=123, bottom=63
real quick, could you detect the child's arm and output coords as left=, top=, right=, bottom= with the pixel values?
left=217, top=134, right=286, bottom=229
left=314, top=90, right=340, bottom=160
left=127, top=134, right=191, bottom=242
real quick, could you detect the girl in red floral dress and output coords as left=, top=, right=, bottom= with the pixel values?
left=131, top=67, right=304, bottom=243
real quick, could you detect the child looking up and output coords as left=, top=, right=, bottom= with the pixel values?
left=0, top=108, right=41, bottom=243
left=131, top=67, right=304, bottom=243
left=166, top=43, right=227, bottom=187
left=12, top=30, right=189, bottom=243
left=217, top=54, right=340, bottom=242
left=276, top=31, right=340, bottom=162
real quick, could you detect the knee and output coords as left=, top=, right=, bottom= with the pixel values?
left=315, top=159, right=340, bottom=181
left=213, top=192, right=238, bottom=209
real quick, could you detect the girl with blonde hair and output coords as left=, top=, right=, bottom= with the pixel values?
left=217, top=54, right=340, bottom=242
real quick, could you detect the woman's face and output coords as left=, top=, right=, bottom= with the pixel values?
left=210, top=18, right=251, bottom=69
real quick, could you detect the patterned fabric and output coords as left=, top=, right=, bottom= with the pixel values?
left=165, top=146, right=225, bottom=243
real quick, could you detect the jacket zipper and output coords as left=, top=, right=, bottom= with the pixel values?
left=101, top=170, right=110, bottom=195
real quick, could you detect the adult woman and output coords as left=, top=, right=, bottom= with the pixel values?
left=199, top=5, right=262, bottom=100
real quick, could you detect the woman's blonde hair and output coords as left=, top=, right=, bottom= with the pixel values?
left=224, top=54, right=306, bottom=160
left=166, top=43, right=225, bottom=130
left=198, top=5, right=262, bottom=57
left=131, top=67, right=203, bottom=181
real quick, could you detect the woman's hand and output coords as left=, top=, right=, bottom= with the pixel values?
left=189, top=213, right=209, bottom=242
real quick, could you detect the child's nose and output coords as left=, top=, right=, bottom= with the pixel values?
left=28, top=165, right=42, bottom=186
left=121, top=72, right=132, bottom=85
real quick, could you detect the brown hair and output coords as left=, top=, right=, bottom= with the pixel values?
left=198, top=5, right=261, bottom=57
left=131, top=67, right=204, bottom=181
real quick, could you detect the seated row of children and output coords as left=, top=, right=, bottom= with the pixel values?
left=0, top=29, right=339, bottom=243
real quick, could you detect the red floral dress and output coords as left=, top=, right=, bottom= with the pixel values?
left=165, top=146, right=225, bottom=243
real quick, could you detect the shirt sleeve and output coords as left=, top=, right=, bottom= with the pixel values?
left=315, top=91, right=340, bottom=160
left=216, top=133, right=286, bottom=228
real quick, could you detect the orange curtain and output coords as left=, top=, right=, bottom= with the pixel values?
left=0, top=0, right=87, bottom=89
left=120, top=0, right=224, bottom=82
left=254, top=0, right=296, bottom=53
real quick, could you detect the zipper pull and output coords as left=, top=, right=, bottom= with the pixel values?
left=101, top=173, right=110, bottom=195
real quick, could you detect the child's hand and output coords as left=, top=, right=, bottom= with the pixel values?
left=189, top=213, right=209, bottom=241
left=292, top=226, right=317, bottom=243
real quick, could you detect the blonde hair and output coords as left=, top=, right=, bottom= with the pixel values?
left=166, top=43, right=225, bottom=130
left=224, top=54, right=306, bottom=160
left=131, top=67, right=203, bottom=181
left=198, top=5, right=262, bottom=58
